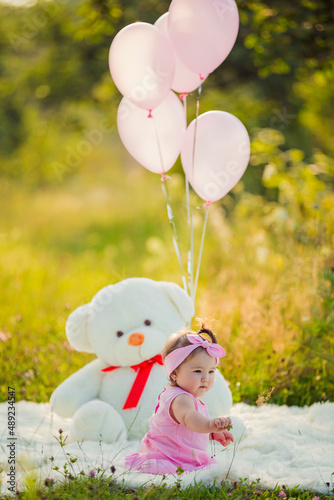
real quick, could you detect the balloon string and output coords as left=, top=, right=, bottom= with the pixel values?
left=152, top=115, right=188, bottom=294
left=188, top=84, right=203, bottom=301
left=161, top=179, right=188, bottom=294
left=191, top=83, right=202, bottom=179
left=183, top=94, right=194, bottom=298
left=192, top=202, right=210, bottom=302
left=185, top=178, right=193, bottom=298
left=188, top=212, right=194, bottom=299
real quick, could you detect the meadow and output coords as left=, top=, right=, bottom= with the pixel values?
left=1, top=132, right=333, bottom=408
left=1, top=0, right=334, bottom=497
left=1, top=135, right=334, bottom=499
left=1, top=78, right=334, bottom=498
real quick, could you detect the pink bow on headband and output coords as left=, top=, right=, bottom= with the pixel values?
left=187, top=334, right=226, bottom=358
left=164, top=334, right=226, bottom=379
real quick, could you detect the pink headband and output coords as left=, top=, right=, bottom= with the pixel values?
left=164, top=334, right=226, bottom=379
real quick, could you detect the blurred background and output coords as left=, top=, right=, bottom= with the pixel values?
left=0, top=0, right=333, bottom=406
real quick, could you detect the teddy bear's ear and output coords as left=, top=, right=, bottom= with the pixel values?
left=158, top=281, right=195, bottom=325
left=65, top=304, right=95, bottom=353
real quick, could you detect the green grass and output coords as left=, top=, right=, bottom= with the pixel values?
left=1, top=140, right=333, bottom=499
left=2, top=470, right=333, bottom=500
left=0, top=140, right=333, bottom=405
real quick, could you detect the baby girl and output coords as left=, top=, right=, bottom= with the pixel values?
left=125, top=325, right=233, bottom=474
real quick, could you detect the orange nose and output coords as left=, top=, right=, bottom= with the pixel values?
left=128, top=333, right=145, bottom=346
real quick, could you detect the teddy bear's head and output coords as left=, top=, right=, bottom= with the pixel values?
left=65, top=278, right=194, bottom=367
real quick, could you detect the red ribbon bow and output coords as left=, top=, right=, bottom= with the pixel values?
left=101, top=354, right=163, bottom=410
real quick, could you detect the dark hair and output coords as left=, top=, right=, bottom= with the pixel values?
left=162, top=324, right=218, bottom=386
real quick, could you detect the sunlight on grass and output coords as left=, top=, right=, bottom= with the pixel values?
left=0, top=141, right=333, bottom=405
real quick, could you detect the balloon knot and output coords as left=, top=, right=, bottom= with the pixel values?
left=180, top=92, right=188, bottom=100
left=205, top=201, right=211, bottom=207
left=147, top=109, right=153, bottom=118
left=199, top=74, right=205, bottom=81
left=161, top=173, right=171, bottom=182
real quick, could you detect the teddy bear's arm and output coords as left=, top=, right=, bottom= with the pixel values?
left=50, top=359, right=104, bottom=418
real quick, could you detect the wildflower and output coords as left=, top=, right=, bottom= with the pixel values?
left=278, top=491, right=286, bottom=498
left=49, top=456, right=54, bottom=462
left=89, top=469, right=96, bottom=478
left=24, top=369, right=34, bottom=379
left=256, top=387, right=275, bottom=407
left=312, top=497, right=320, bottom=500
left=110, top=465, right=116, bottom=474
left=58, top=429, right=63, bottom=434
left=44, top=478, right=55, bottom=487
left=0, top=332, right=8, bottom=342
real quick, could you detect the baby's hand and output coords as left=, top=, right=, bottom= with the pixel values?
left=209, top=417, right=232, bottom=433
left=211, top=430, right=234, bottom=447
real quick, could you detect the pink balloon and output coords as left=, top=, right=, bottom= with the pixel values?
left=109, top=22, right=175, bottom=111
left=117, top=91, right=186, bottom=174
left=181, top=111, right=250, bottom=202
left=168, top=0, right=239, bottom=75
left=154, top=13, right=207, bottom=93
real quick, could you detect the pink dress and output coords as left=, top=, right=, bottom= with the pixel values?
left=125, top=386, right=217, bottom=474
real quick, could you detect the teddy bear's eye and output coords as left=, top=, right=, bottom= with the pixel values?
left=116, top=331, right=124, bottom=337
left=144, top=319, right=151, bottom=326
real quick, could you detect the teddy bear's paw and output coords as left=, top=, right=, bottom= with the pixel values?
left=70, top=400, right=127, bottom=444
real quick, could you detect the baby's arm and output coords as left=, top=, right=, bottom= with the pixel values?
left=171, top=394, right=232, bottom=433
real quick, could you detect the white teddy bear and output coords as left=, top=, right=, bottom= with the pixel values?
left=50, top=277, right=235, bottom=443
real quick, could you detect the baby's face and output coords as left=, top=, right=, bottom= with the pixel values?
left=174, top=349, right=216, bottom=399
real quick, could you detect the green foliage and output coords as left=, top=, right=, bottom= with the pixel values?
left=20, top=472, right=40, bottom=500
left=236, top=1, right=333, bottom=81
left=0, top=0, right=334, bottom=185
left=0, top=0, right=333, bottom=407
left=2, top=473, right=332, bottom=499
left=0, top=146, right=333, bottom=406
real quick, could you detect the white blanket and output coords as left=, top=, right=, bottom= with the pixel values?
left=0, top=401, right=333, bottom=495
